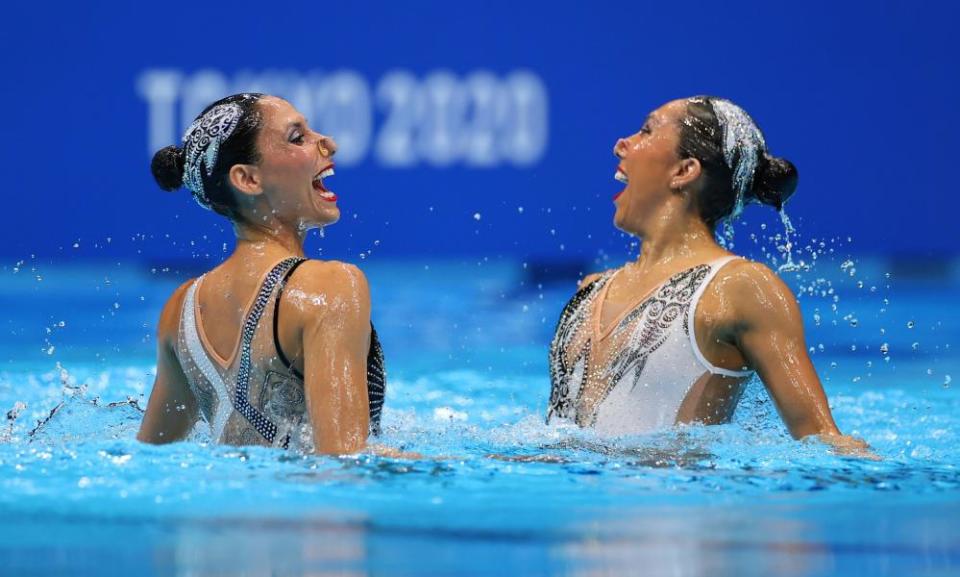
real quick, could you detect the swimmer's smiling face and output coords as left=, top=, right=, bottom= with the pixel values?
left=234, top=96, right=340, bottom=229
left=612, top=99, right=694, bottom=235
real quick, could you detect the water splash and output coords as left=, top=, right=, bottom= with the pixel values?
left=716, top=218, right=735, bottom=250
left=776, top=209, right=806, bottom=273
left=4, top=383, right=145, bottom=446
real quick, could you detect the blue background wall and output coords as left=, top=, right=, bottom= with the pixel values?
left=2, top=0, right=956, bottom=265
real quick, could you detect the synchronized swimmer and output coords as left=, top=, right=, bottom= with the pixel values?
left=138, top=92, right=871, bottom=458
left=548, top=96, right=869, bottom=455
left=138, top=94, right=384, bottom=454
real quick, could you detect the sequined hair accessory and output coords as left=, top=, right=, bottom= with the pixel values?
left=181, top=103, right=243, bottom=210
left=705, top=98, right=767, bottom=221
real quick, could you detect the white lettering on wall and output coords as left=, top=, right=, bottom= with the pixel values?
left=137, top=68, right=549, bottom=167
left=136, top=70, right=181, bottom=155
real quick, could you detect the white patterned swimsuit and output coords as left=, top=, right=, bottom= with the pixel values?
left=175, top=257, right=385, bottom=450
left=547, top=256, right=753, bottom=435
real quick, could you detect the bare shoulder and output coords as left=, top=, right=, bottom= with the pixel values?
left=283, top=260, right=370, bottom=315
left=714, top=259, right=800, bottom=320
left=157, top=278, right=195, bottom=343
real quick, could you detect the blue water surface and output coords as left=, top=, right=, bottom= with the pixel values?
left=0, top=253, right=958, bottom=576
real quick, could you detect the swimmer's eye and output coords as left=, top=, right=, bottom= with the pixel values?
left=640, top=125, right=651, bottom=134
left=289, top=132, right=305, bottom=145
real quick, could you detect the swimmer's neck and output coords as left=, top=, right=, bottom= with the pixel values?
left=633, top=214, right=720, bottom=271
left=232, top=220, right=307, bottom=258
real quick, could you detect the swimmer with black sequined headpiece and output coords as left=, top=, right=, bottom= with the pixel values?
left=137, top=94, right=387, bottom=455
left=546, top=96, right=873, bottom=457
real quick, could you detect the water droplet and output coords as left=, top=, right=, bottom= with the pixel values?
left=473, top=213, right=482, bottom=221
left=880, top=343, right=889, bottom=355
left=912, top=342, right=920, bottom=351
left=906, top=321, right=915, bottom=329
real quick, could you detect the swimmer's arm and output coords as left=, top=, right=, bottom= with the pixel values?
left=299, top=262, right=372, bottom=456
left=137, top=282, right=198, bottom=444
left=365, top=444, right=425, bottom=460
left=730, top=263, right=873, bottom=456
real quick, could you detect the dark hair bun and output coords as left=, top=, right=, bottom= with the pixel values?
left=151, top=145, right=185, bottom=191
left=751, top=153, right=798, bottom=211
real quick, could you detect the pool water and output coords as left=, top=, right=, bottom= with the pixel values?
left=1, top=256, right=958, bottom=576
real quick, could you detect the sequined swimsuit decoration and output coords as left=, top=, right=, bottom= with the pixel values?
left=175, top=258, right=385, bottom=449
left=547, top=256, right=752, bottom=435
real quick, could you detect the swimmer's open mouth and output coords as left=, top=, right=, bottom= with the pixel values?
left=614, top=166, right=628, bottom=184
left=312, top=164, right=337, bottom=202
left=613, top=166, right=628, bottom=201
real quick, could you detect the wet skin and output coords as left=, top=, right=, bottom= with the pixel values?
left=582, top=99, right=872, bottom=457
left=137, top=97, right=374, bottom=455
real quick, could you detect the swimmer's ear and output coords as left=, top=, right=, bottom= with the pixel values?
left=228, top=164, right=263, bottom=197
left=670, top=157, right=701, bottom=192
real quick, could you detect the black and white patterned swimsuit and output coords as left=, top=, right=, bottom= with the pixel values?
left=547, top=256, right=752, bottom=435
left=175, top=257, right=385, bottom=450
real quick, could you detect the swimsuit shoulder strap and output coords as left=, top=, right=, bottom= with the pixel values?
left=686, top=256, right=753, bottom=377
left=271, top=257, right=309, bottom=379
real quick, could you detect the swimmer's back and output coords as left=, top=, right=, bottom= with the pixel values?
left=146, top=255, right=375, bottom=453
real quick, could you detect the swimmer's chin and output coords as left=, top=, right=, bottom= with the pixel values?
left=298, top=213, right=339, bottom=232
left=612, top=211, right=635, bottom=236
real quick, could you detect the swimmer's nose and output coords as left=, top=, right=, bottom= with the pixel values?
left=317, top=135, right=337, bottom=158
left=613, top=138, right=627, bottom=159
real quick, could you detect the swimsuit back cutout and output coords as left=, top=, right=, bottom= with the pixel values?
left=547, top=256, right=753, bottom=435
left=175, top=257, right=386, bottom=449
